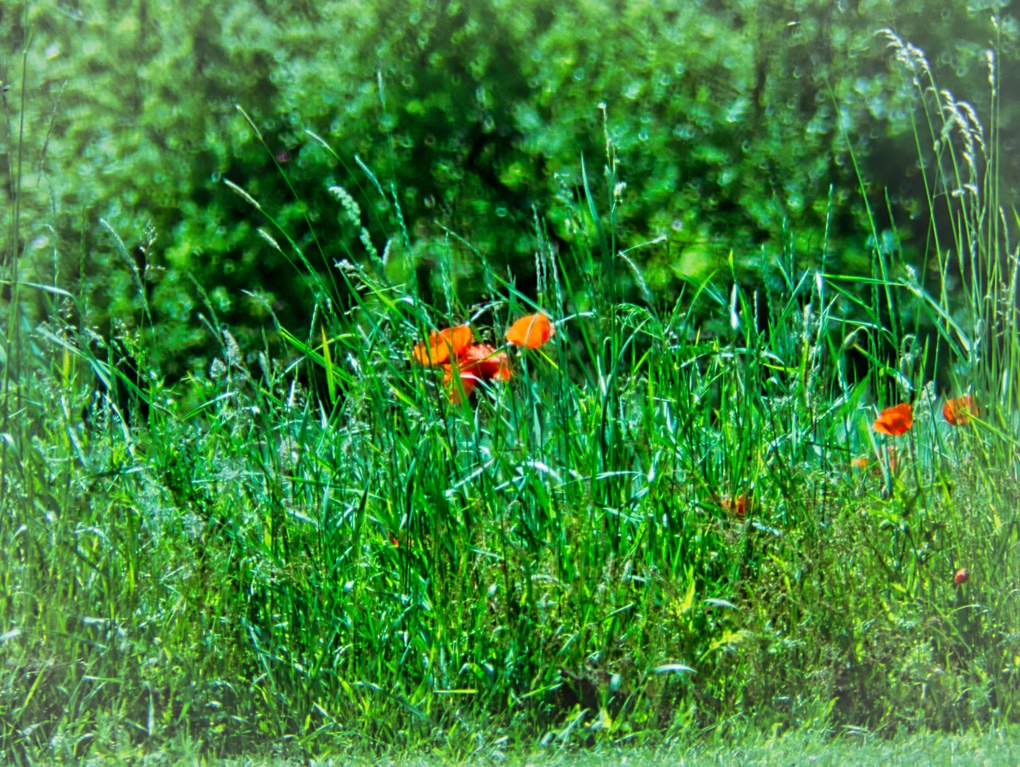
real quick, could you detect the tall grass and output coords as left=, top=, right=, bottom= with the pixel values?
left=2, top=32, right=1020, bottom=767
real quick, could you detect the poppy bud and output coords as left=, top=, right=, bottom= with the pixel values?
left=720, top=495, right=750, bottom=518
left=953, top=567, right=969, bottom=586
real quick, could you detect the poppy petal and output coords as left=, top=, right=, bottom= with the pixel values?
left=943, top=395, right=976, bottom=426
left=412, top=325, right=473, bottom=366
left=459, top=343, right=512, bottom=381
left=505, top=313, right=554, bottom=349
left=872, top=403, right=914, bottom=436
left=448, top=325, right=473, bottom=356
left=720, top=495, right=750, bottom=518
left=448, top=372, right=480, bottom=404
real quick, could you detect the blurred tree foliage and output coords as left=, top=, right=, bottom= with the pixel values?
left=1, top=0, right=1016, bottom=374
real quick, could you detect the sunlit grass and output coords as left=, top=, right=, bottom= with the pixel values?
left=2, top=28, right=1019, bottom=767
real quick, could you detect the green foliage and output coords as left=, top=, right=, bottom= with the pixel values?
left=2, top=1, right=1020, bottom=762
left=2, top=0, right=1017, bottom=373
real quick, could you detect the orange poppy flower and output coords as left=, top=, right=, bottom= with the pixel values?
left=412, top=325, right=473, bottom=366
left=872, top=403, right=913, bottom=436
left=851, top=455, right=870, bottom=471
left=459, top=343, right=512, bottom=382
left=953, top=567, right=969, bottom=585
left=943, top=395, right=976, bottom=426
left=505, top=313, right=555, bottom=349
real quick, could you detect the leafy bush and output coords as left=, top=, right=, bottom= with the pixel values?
left=2, top=0, right=1016, bottom=373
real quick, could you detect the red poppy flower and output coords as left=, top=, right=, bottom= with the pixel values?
left=442, top=363, right=481, bottom=404
left=412, top=325, right=473, bottom=366
left=943, top=395, right=976, bottom=426
left=459, top=343, right=512, bottom=382
left=953, top=567, right=969, bottom=585
left=439, top=343, right=513, bottom=403
left=720, top=495, right=750, bottom=518
left=506, top=313, right=555, bottom=349
left=872, top=403, right=914, bottom=436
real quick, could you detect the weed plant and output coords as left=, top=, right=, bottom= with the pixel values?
left=1, top=29, right=1020, bottom=767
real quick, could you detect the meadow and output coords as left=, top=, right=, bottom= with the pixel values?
left=2, top=2, right=1020, bottom=765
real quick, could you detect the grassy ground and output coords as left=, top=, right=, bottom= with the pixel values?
left=2, top=23, right=1020, bottom=767
left=379, top=728, right=1020, bottom=767
left=515, top=729, right=1020, bottom=767
left=51, top=728, right=1020, bottom=766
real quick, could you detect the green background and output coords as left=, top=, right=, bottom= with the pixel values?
left=2, top=0, right=1017, bottom=372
